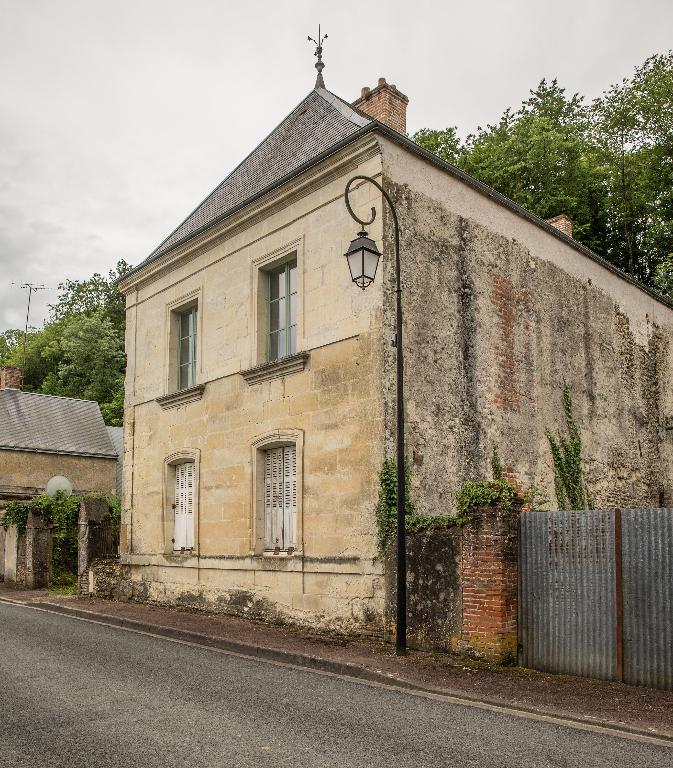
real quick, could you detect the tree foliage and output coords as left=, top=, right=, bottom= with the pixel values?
left=413, top=52, right=673, bottom=292
left=2, top=260, right=131, bottom=425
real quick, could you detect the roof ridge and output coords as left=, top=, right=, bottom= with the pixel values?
left=0, top=389, right=100, bottom=405
left=313, top=88, right=371, bottom=128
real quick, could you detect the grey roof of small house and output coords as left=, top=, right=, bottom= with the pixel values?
left=0, top=389, right=118, bottom=458
left=137, top=87, right=372, bottom=269
left=106, top=425, right=124, bottom=495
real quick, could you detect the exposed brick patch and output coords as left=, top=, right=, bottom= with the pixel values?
left=460, top=505, right=519, bottom=662
left=490, top=274, right=531, bottom=413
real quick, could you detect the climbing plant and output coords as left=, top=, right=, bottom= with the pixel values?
left=375, top=456, right=467, bottom=556
left=1, top=492, right=119, bottom=584
left=545, top=384, right=592, bottom=509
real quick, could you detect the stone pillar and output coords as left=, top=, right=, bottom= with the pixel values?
left=78, top=497, right=115, bottom=595
left=25, top=511, right=52, bottom=589
left=460, top=505, right=519, bottom=662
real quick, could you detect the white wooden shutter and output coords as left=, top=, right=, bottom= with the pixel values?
left=184, top=461, right=194, bottom=549
left=264, top=446, right=297, bottom=551
left=264, top=450, right=273, bottom=549
left=283, top=446, right=297, bottom=549
left=265, top=448, right=284, bottom=550
left=174, top=462, right=195, bottom=550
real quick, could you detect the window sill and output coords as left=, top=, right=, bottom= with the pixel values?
left=156, top=384, right=205, bottom=409
left=240, top=352, right=309, bottom=385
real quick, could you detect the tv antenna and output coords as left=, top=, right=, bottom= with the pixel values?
left=11, top=282, right=52, bottom=385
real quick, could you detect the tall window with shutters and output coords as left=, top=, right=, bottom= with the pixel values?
left=263, top=445, right=297, bottom=552
left=173, top=462, right=195, bottom=550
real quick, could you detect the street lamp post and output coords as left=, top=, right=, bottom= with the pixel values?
left=344, top=175, right=406, bottom=656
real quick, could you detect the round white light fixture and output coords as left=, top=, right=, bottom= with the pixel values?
left=45, top=475, right=73, bottom=498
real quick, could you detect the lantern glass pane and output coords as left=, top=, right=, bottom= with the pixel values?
left=347, top=248, right=364, bottom=282
left=363, top=250, right=379, bottom=281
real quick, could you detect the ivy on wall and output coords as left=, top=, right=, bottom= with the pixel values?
left=1, top=492, right=119, bottom=584
left=545, top=384, right=593, bottom=510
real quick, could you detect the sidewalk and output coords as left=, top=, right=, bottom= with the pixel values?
left=2, top=584, right=672, bottom=741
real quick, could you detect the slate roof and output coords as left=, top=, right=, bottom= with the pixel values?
left=0, top=389, right=118, bottom=458
left=138, top=88, right=372, bottom=270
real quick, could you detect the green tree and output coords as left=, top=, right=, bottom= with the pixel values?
left=49, top=260, right=132, bottom=334
left=2, top=261, right=130, bottom=424
left=40, top=313, right=125, bottom=403
left=412, top=52, right=673, bottom=287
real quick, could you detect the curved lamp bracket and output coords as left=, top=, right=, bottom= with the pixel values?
left=344, top=176, right=378, bottom=228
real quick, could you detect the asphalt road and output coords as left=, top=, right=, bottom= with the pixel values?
left=0, top=601, right=670, bottom=768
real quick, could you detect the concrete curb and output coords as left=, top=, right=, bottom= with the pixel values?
left=7, top=597, right=670, bottom=746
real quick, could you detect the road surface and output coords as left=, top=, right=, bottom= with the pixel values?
left=0, top=600, right=670, bottom=767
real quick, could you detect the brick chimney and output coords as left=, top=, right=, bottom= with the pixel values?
left=546, top=214, right=573, bottom=238
left=353, top=77, right=409, bottom=134
left=0, top=366, right=22, bottom=390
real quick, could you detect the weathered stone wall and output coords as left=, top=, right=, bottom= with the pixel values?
left=0, top=450, right=116, bottom=498
left=118, top=139, right=388, bottom=629
left=385, top=527, right=461, bottom=651
left=380, top=136, right=673, bottom=513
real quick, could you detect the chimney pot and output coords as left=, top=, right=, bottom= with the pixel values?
left=0, top=366, right=22, bottom=390
left=361, top=86, right=370, bottom=98
left=546, top=214, right=573, bottom=239
left=378, top=77, right=387, bottom=87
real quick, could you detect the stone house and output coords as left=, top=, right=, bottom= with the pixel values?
left=0, top=370, right=119, bottom=582
left=117, top=70, right=673, bottom=629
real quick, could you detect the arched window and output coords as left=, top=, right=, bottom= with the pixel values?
left=263, top=444, right=297, bottom=552
left=173, top=461, right=195, bottom=550
left=163, top=449, right=200, bottom=554
left=251, top=430, right=303, bottom=555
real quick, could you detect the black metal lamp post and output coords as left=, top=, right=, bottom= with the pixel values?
left=344, top=175, right=406, bottom=656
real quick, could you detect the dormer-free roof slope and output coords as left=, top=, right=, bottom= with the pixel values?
left=0, top=389, right=118, bottom=458
left=142, top=88, right=372, bottom=269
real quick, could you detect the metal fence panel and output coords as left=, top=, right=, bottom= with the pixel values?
left=622, top=508, right=673, bottom=690
left=519, top=510, right=616, bottom=680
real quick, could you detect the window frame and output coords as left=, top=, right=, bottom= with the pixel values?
left=250, top=429, right=304, bottom=556
left=177, top=305, right=198, bottom=390
left=164, top=288, right=202, bottom=396
left=163, top=449, right=201, bottom=556
left=267, top=259, right=297, bottom=362
left=249, top=238, right=304, bottom=369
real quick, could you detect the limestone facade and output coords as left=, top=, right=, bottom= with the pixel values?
left=0, top=450, right=116, bottom=501
left=119, top=120, right=673, bottom=630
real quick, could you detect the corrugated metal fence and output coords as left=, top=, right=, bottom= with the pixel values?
left=519, top=508, right=673, bottom=690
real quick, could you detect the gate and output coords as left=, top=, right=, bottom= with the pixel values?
left=519, top=508, right=673, bottom=690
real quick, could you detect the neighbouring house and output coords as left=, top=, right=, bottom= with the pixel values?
left=117, top=64, right=673, bottom=630
left=0, top=369, right=119, bottom=583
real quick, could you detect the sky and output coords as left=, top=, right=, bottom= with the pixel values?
left=1, top=0, right=671, bottom=331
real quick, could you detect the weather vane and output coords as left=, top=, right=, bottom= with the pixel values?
left=307, top=25, right=328, bottom=88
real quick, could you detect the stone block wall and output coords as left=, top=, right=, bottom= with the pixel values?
left=383, top=507, right=519, bottom=662
left=385, top=527, right=462, bottom=651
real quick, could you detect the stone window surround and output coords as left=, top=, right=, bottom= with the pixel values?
left=163, top=287, right=203, bottom=398
left=250, top=429, right=304, bottom=557
left=163, top=448, right=201, bottom=557
left=249, top=237, right=305, bottom=371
